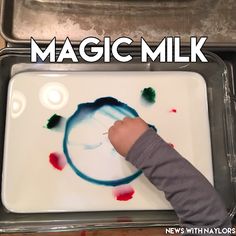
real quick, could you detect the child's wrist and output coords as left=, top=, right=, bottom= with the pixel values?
left=126, top=128, right=160, bottom=164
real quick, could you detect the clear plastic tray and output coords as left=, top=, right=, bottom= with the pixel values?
left=0, top=49, right=235, bottom=233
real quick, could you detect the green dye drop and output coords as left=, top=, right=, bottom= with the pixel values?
left=46, top=114, right=62, bottom=129
left=141, top=87, right=156, bottom=103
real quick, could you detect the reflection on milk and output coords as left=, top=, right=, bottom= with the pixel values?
left=11, top=90, right=26, bottom=118
left=39, top=82, right=69, bottom=110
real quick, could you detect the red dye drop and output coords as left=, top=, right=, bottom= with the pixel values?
left=168, top=143, right=175, bottom=148
left=80, top=230, right=86, bottom=236
left=113, top=185, right=135, bottom=201
left=49, top=152, right=66, bottom=171
left=170, top=108, right=177, bottom=113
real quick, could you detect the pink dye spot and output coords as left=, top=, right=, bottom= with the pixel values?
left=168, top=143, right=175, bottom=148
left=170, top=108, right=177, bottom=113
left=49, top=152, right=66, bottom=171
left=113, top=185, right=135, bottom=201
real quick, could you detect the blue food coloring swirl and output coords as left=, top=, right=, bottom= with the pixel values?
left=63, top=97, right=156, bottom=187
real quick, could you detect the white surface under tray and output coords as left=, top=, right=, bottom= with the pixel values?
left=2, top=71, right=213, bottom=213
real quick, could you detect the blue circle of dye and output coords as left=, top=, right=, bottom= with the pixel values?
left=63, top=97, right=144, bottom=187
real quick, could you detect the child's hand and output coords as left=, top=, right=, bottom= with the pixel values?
left=108, top=117, right=148, bottom=157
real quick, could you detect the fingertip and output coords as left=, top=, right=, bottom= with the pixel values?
left=107, top=127, right=113, bottom=140
left=114, top=120, right=123, bottom=126
left=123, top=117, right=132, bottom=122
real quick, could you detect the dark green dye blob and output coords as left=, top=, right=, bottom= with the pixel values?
left=46, top=114, right=62, bottom=129
left=141, top=87, right=156, bottom=103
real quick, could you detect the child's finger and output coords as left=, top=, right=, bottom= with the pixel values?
left=122, top=117, right=133, bottom=123
left=113, top=120, right=123, bottom=127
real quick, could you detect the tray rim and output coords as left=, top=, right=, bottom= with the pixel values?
left=0, top=48, right=235, bottom=233
left=1, top=0, right=236, bottom=47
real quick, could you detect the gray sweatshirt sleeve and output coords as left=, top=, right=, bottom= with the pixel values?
left=126, top=128, right=231, bottom=232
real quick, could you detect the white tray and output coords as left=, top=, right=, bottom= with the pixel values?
left=2, top=71, right=213, bottom=213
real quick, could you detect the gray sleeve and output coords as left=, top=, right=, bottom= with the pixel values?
left=126, top=128, right=231, bottom=231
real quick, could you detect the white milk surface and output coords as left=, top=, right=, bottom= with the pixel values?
left=2, top=71, right=213, bottom=213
